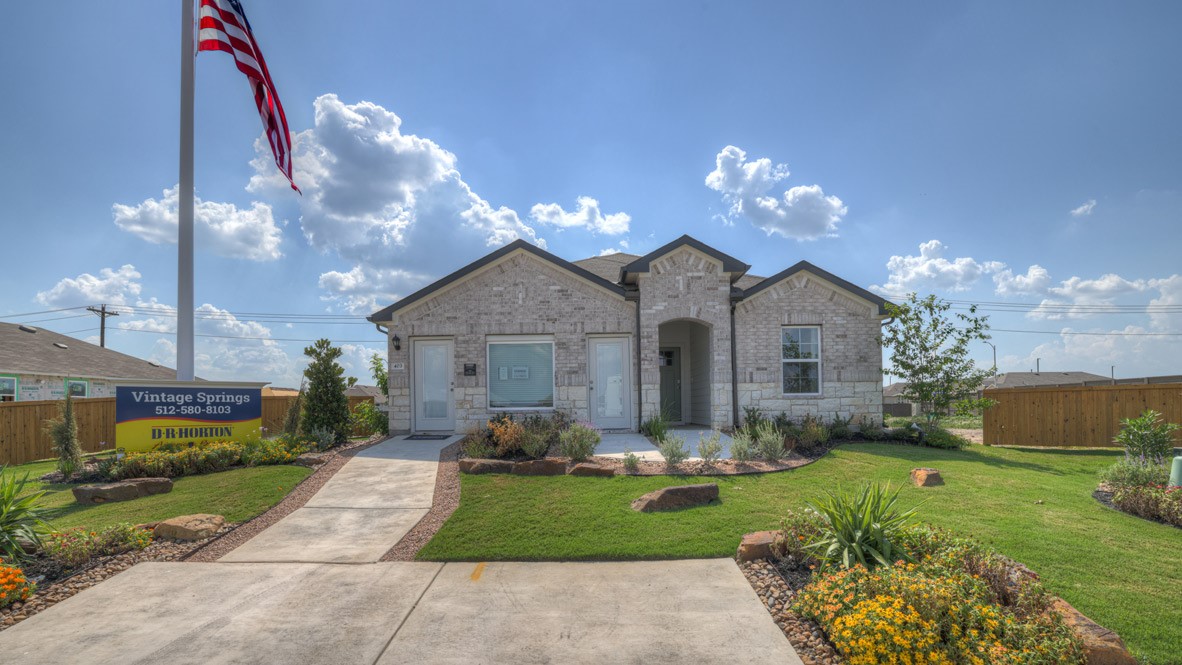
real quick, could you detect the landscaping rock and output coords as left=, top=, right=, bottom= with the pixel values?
left=512, top=459, right=567, bottom=476
left=631, top=483, right=719, bottom=512
left=568, top=462, right=615, bottom=477
left=1051, top=598, right=1137, bottom=665
left=911, top=467, right=944, bottom=487
left=72, top=478, right=173, bottom=505
left=736, top=531, right=780, bottom=562
left=459, top=459, right=514, bottom=474
left=294, top=452, right=330, bottom=468
left=154, top=514, right=225, bottom=541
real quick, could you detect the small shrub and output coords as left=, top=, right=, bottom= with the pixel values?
left=856, top=416, right=886, bottom=441
left=772, top=411, right=794, bottom=433
left=1113, top=409, right=1179, bottom=461
left=41, top=523, right=152, bottom=569
left=488, top=415, right=525, bottom=457
left=241, top=437, right=307, bottom=466
left=728, top=431, right=755, bottom=463
left=697, top=430, right=724, bottom=464
left=923, top=426, right=968, bottom=450
left=0, top=564, right=34, bottom=609
left=1113, top=484, right=1182, bottom=527
left=0, top=468, right=48, bottom=562
left=798, top=415, right=831, bottom=450
left=518, top=429, right=551, bottom=459
left=45, top=393, right=83, bottom=479
left=462, top=435, right=496, bottom=459
left=754, top=420, right=786, bottom=461
left=350, top=400, right=388, bottom=437
left=308, top=425, right=336, bottom=452
left=886, top=426, right=918, bottom=443
left=829, top=413, right=852, bottom=441
left=775, top=507, right=826, bottom=563
left=1099, top=455, right=1170, bottom=488
left=558, top=422, right=600, bottom=462
left=805, top=482, right=918, bottom=570
left=640, top=412, right=670, bottom=442
left=622, top=449, right=640, bottom=473
left=658, top=435, right=690, bottom=466
left=282, top=384, right=305, bottom=436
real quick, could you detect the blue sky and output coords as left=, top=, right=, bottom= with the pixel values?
left=2, top=1, right=1180, bottom=386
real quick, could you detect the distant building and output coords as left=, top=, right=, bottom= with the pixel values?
left=982, top=371, right=1109, bottom=390
left=346, top=384, right=387, bottom=406
left=0, top=322, right=178, bottom=402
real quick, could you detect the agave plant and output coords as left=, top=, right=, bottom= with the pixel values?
left=804, top=482, right=920, bottom=571
left=0, top=467, right=49, bottom=562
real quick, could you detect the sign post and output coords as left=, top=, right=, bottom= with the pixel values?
left=114, top=380, right=266, bottom=453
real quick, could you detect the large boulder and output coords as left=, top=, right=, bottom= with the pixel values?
left=154, top=514, right=225, bottom=541
left=72, top=478, right=173, bottom=505
left=736, top=531, right=780, bottom=562
left=459, top=459, right=514, bottom=474
left=910, top=468, right=944, bottom=487
left=294, top=452, right=330, bottom=468
left=512, top=459, right=567, bottom=476
left=568, top=463, right=615, bottom=477
left=1051, top=598, right=1136, bottom=665
left=631, top=483, right=719, bottom=512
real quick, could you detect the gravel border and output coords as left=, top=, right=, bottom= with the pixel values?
left=381, top=441, right=461, bottom=561
left=588, top=447, right=828, bottom=476
left=184, top=434, right=387, bottom=562
left=739, top=559, right=844, bottom=665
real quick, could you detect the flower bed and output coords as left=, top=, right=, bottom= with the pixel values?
left=108, top=435, right=312, bottom=480
left=1111, top=484, right=1182, bottom=527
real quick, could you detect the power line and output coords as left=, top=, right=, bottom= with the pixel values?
left=0, top=306, right=90, bottom=319
left=110, top=325, right=383, bottom=344
left=991, top=328, right=1182, bottom=337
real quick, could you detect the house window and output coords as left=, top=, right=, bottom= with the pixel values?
left=782, top=326, right=821, bottom=395
left=0, top=376, right=16, bottom=402
left=488, top=337, right=554, bottom=409
left=65, top=379, right=89, bottom=398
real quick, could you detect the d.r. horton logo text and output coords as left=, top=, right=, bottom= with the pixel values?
left=151, top=426, right=234, bottom=440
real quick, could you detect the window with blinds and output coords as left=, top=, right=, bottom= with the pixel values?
left=488, top=338, right=555, bottom=409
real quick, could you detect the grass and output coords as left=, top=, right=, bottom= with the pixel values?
left=885, top=413, right=984, bottom=429
left=420, top=443, right=1182, bottom=664
left=3, top=459, right=312, bottom=533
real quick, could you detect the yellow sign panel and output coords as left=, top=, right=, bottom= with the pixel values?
left=115, top=386, right=263, bottom=453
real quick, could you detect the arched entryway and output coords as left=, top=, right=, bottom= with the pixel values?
left=656, top=319, right=712, bottom=425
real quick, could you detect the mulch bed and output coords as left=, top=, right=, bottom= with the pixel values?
left=1092, top=483, right=1182, bottom=531
left=184, top=434, right=387, bottom=562
left=381, top=441, right=461, bottom=561
left=739, top=558, right=843, bottom=665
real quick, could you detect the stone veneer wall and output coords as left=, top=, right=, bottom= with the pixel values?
left=384, top=251, right=635, bottom=433
left=636, top=247, right=734, bottom=429
left=733, top=273, right=883, bottom=425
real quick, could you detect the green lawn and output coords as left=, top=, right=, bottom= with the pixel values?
left=3, top=460, right=312, bottom=532
left=421, top=443, right=1182, bottom=664
left=886, top=413, right=984, bottom=429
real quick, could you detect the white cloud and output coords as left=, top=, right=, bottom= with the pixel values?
left=112, top=186, right=284, bottom=261
left=1023, top=272, right=1151, bottom=321
left=993, top=265, right=1052, bottom=297
left=1070, top=199, right=1097, bottom=217
left=705, top=145, right=846, bottom=240
left=318, top=265, right=432, bottom=315
left=872, top=240, right=1003, bottom=295
left=35, top=265, right=142, bottom=307
left=339, top=344, right=386, bottom=385
left=1008, top=325, right=1180, bottom=377
left=246, top=94, right=547, bottom=313
left=530, top=196, right=631, bottom=235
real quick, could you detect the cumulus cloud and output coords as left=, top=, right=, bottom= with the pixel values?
left=246, top=94, right=547, bottom=312
left=1070, top=199, right=1097, bottom=217
left=705, top=145, right=846, bottom=240
left=1019, top=272, right=1151, bottom=321
left=112, top=186, right=284, bottom=261
left=1006, top=325, right=1177, bottom=377
left=871, top=240, right=1004, bottom=295
left=318, top=265, right=432, bottom=315
left=993, top=265, right=1053, bottom=297
left=35, top=265, right=143, bottom=307
left=530, top=196, right=630, bottom=235
left=339, top=343, right=386, bottom=384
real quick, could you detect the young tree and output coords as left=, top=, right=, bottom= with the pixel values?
left=46, top=392, right=83, bottom=478
left=300, top=339, right=351, bottom=444
left=369, top=352, right=388, bottom=397
left=881, top=294, right=995, bottom=426
left=282, top=380, right=306, bottom=436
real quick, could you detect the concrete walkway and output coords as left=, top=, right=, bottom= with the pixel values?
left=221, top=436, right=459, bottom=563
left=598, top=427, right=736, bottom=461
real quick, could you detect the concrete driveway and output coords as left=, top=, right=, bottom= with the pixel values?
left=0, top=559, right=801, bottom=664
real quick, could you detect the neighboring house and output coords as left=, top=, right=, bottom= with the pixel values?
left=0, top=322, right=178, bottom=402
left=883, top=382, right=915, bottom=417
left=346, top=384, right=388, bottom=406
left=982, top=371, right=1109, bottom=391
left=368, top=235, right=892, bottom=434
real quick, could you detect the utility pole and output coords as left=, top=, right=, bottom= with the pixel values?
left=983, top=340, right=997, bottom=374
left=86, top=304, right=120, bottom=348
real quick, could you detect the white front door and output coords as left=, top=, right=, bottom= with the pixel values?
left=588, top=337, right=631, bottom=430
left=414, top=339, right=454, bottom=431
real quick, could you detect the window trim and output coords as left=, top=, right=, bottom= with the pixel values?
left=64, top=378, right=89, bottom=399
left=486, top=335, right=556, bottom=411
left=0, top=374, right=18, bottom=402
left=781, top=326, right=822, bottom=397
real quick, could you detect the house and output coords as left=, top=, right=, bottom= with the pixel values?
left=367, top=235, right=892, bottom=433
left=0, top=322, right=178, bottom=402
left=346, top=384, right=388, bottom=406
left=983, top=371, right=1109, bottom=390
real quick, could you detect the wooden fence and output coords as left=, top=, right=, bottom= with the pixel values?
left=0, top=395, right=377, bottom=466
left=983, top=383, right=1182, bottom=448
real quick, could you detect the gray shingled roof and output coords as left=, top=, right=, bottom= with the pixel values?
left=571, top=252, right=640, bottom=282
left=0, top=322, right=179, bottom=380
left=984, top=371, right=1109, bottom=389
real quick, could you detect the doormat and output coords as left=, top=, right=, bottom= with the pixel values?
left=406, top=434, right=451, bottom=440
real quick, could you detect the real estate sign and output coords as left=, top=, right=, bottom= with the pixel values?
left=115, top=384, right=263, bottom=452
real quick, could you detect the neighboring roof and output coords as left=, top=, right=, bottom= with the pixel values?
left=263, top=386, right=300, bottom=396
left=734, top=273, right=765, bottom=290
left=571, top=252, right=640, bottom=282
left=741, top=260, right=893, bottom=316
left=619, top=235, right=751, bottom=283
left=984, top=371, right=1109, bottom=389
left=369, top=240, right=627, bottom=323
left=346, top=384, right=384, bottom=398
left=0, top=322, right=179, bottom=381
left=883, top=382, right=909, bottom=398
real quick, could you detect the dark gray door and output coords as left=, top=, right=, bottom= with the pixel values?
left=659, top=347, right=682, bottom=423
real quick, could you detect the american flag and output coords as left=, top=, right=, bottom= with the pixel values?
left=197, top=0, right=299, bottom=192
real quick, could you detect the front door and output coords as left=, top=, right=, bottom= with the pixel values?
left=589, top=337, right=631, bottom=430
left=414, top=339, right=454, bottom=431
left=658, top=347, right=682, bottom=423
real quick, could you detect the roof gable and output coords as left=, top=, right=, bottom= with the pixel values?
left=0, top=322, right=179, bottom=380
left=368, top=240, right=627, bottom=322
left=619, top=235, right=750, bottom=283
left=741, top=260, right=893, bottom=316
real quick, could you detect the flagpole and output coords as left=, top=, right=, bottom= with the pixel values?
left=177, top=0, right=195, bottom=382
